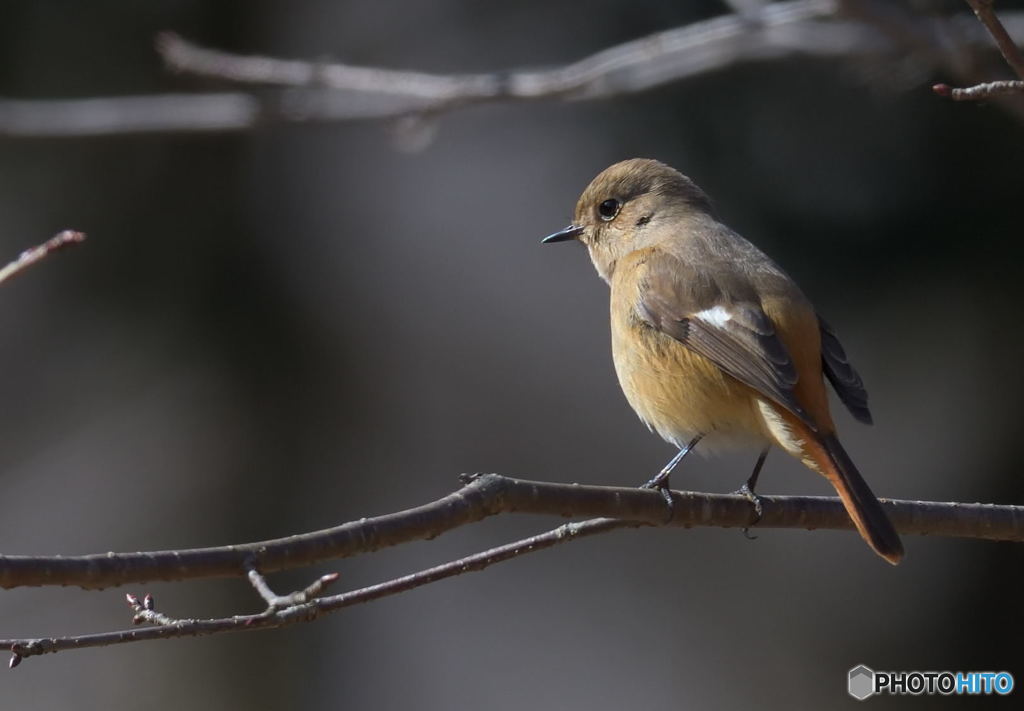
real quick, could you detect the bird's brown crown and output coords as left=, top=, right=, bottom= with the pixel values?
left=573, top=158, right=714, bottom=228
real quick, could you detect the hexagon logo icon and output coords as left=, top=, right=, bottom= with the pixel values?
left=848, top=665, right=875, bottom=701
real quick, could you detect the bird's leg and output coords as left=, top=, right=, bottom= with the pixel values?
left=642, top=434, right=703, bottom=513
left=734, top=448, right=769, bottom=537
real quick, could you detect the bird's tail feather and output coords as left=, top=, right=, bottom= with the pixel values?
left=804, top=432, right=904, bottom=565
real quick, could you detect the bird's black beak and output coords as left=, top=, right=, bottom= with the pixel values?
left=542, top=224, right=584, bottom=244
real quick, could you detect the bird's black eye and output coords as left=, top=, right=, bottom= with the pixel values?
left=598, top=198, right=621, bottom=221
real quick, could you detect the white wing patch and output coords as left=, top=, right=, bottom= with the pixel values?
left=694, top=305, right=732, bottom=328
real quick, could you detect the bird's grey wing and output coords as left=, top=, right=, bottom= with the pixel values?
left=634, top=250, right=815, bottom=428
left=818, top=316, right=872, bottom=425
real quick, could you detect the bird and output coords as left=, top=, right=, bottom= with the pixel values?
left=542, top=158, right=903, bottom=564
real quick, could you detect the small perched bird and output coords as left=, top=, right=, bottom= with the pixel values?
left=543, top=158, right=903, bottom=564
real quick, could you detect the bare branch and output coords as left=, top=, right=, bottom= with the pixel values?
left=2, top=517, right=630, bottom=665
left=0, top=473, right=1020, bottom=665
left=0, top=0, right=845, bottom=137
left=0, top=231, right=85, bottom=286
left=6, top=480, right=1024, bottom=666
left=0, top=473, right=1021, bottom=592
left=157, top=0, right=844, bottom=100
left=246, top=564, right=340, bottom=611
left=933, top=79, right=1024, bottom=99
left=930, top=1, right=1024, bottom=103
left=125, top=593, right=181, bottom=627
left=965, top=0, right=1024, bottom=79
left=5, top=5, right=1024, bottom=137
left=0, top=94, right=265, bottom=137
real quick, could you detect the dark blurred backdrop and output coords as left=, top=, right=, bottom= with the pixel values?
left=1, top=1, right=1022, bottom=708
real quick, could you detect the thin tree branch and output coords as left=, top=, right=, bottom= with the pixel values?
left=156, top=0, right=843, bottom=99
left=933, top=79, right=1024, bottom=99
left=966, top=0, right=1024, bottom=79
left=933, top=0, right=1024, bottom=101
left=0, top=474, right=1021, bottom=665
left=246, top=564, right=340, bottom=611
left=0, top=94, right=262, bottom=137
left=1, top=473, right=1021, bottom=592
left=0, top=231, right=85, bottom=285
left=3, top=5, right=1024, bottom=137
left=2, top=516, right=630, bottom=667
left=125, top=593, right=179, bottom=627
left=6, top=478, right=1024, bottom=666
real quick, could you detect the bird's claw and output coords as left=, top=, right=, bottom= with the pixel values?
left=733, top=483, right=763, bottom=537
left=641, top=475, right=675, bottom=521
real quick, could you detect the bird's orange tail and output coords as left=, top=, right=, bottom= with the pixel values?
left=802, top=432, right=904, bottom=565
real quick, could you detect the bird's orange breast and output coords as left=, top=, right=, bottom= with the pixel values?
left=609, top=282, right=773, bottom=453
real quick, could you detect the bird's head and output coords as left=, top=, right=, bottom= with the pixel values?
left=543, top=158, right=714, bottom=282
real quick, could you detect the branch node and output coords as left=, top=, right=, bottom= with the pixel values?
left=246, top=563, right=339, bottom=613
left=126, top=591, right=181, bottom=627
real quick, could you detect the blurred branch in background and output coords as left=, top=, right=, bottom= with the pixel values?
left=933, top=0, right=1024, bottom=101
left=1, top=0, right=1023, bottom=139
left=0, top=231, right=85, bottom=286
left=965, top=0, right=1024, bottom=77
left=153, top=0, right=845, bottom=107
left=1, top=473, right=1022, bottom=666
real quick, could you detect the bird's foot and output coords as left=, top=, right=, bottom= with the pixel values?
left=733, top=483, right=763, bottom=539
left=641, top=472, right=675, bottom=521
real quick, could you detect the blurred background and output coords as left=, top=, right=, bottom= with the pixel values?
left=1, top=0, right=1022, bottom=708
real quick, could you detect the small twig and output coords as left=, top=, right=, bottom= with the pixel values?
left=966, top=0, right=1024, bottom=79
left=246, top=563, right=340, bottom=611
left=246, top=566, right=287, bottom=608
left=934, top=1, right=1024, bottom=102
left=933, top=79, right=1024, bottom=99
left=9, top=591, right=190, bottom=668
left=0, top=230, right=85, bottom=286
left=125, top=593, right=183, bottom=627
left=3, top=516, right=627, bottom=666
